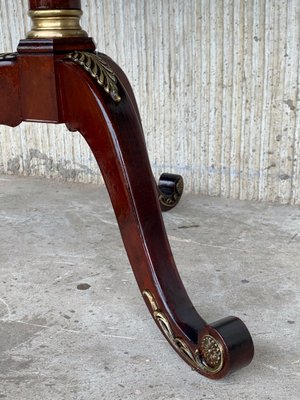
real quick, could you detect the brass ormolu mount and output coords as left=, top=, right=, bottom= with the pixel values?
left=27, top=8, right=87, bottom=38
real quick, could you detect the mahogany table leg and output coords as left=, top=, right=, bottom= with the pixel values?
left=0, top=0, right=254, bottom=380
left=103, top=55, right=184, bottom=212
left=57, top=53, right=254, bottom=379
left=0, top=54, right=22, bottom=128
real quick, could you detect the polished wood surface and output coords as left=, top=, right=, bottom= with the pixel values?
left=0, top=0, right=254, bottom=380
left=29, top=0, right=81, bottom=9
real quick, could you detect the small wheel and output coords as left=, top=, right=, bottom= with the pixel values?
left=158, top=173, right=184, bottom=212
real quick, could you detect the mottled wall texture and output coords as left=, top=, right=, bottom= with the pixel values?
left=0, top=0, right=299, bottom=204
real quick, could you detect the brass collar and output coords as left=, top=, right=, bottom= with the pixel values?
left=26, top=9, right=88, bottom=39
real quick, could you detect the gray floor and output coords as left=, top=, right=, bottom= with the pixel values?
left=0, top=174, right=299, bottom=400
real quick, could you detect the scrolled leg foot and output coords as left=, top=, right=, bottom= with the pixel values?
left=158, top=173, right=184, bottom=212
left=143, top=289, right=253, bottom=379
left=196, top=317, right=254, bottom=378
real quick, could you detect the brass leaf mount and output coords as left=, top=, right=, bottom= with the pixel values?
left=142, top=289, right=224, bottom=375
left=66, top=51, right=121, bottom=103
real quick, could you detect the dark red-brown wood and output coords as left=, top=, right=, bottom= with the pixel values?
left=0, top=58, right=22, bottom=127
left=58, top=55, right=254, bottom=379
left=29, top=0, right=81, bottom=9
left=0, top=1, right=254, bottom=380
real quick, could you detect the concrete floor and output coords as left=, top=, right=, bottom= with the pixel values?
left=0, top=174, right=299, bottom=400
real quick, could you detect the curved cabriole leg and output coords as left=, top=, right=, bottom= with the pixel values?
left=57, top=53, right=254, bottom=379
left=93, top=53, right=184, bottom=212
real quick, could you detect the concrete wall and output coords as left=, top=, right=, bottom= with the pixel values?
left=0, top=0, right=299, bottom=204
